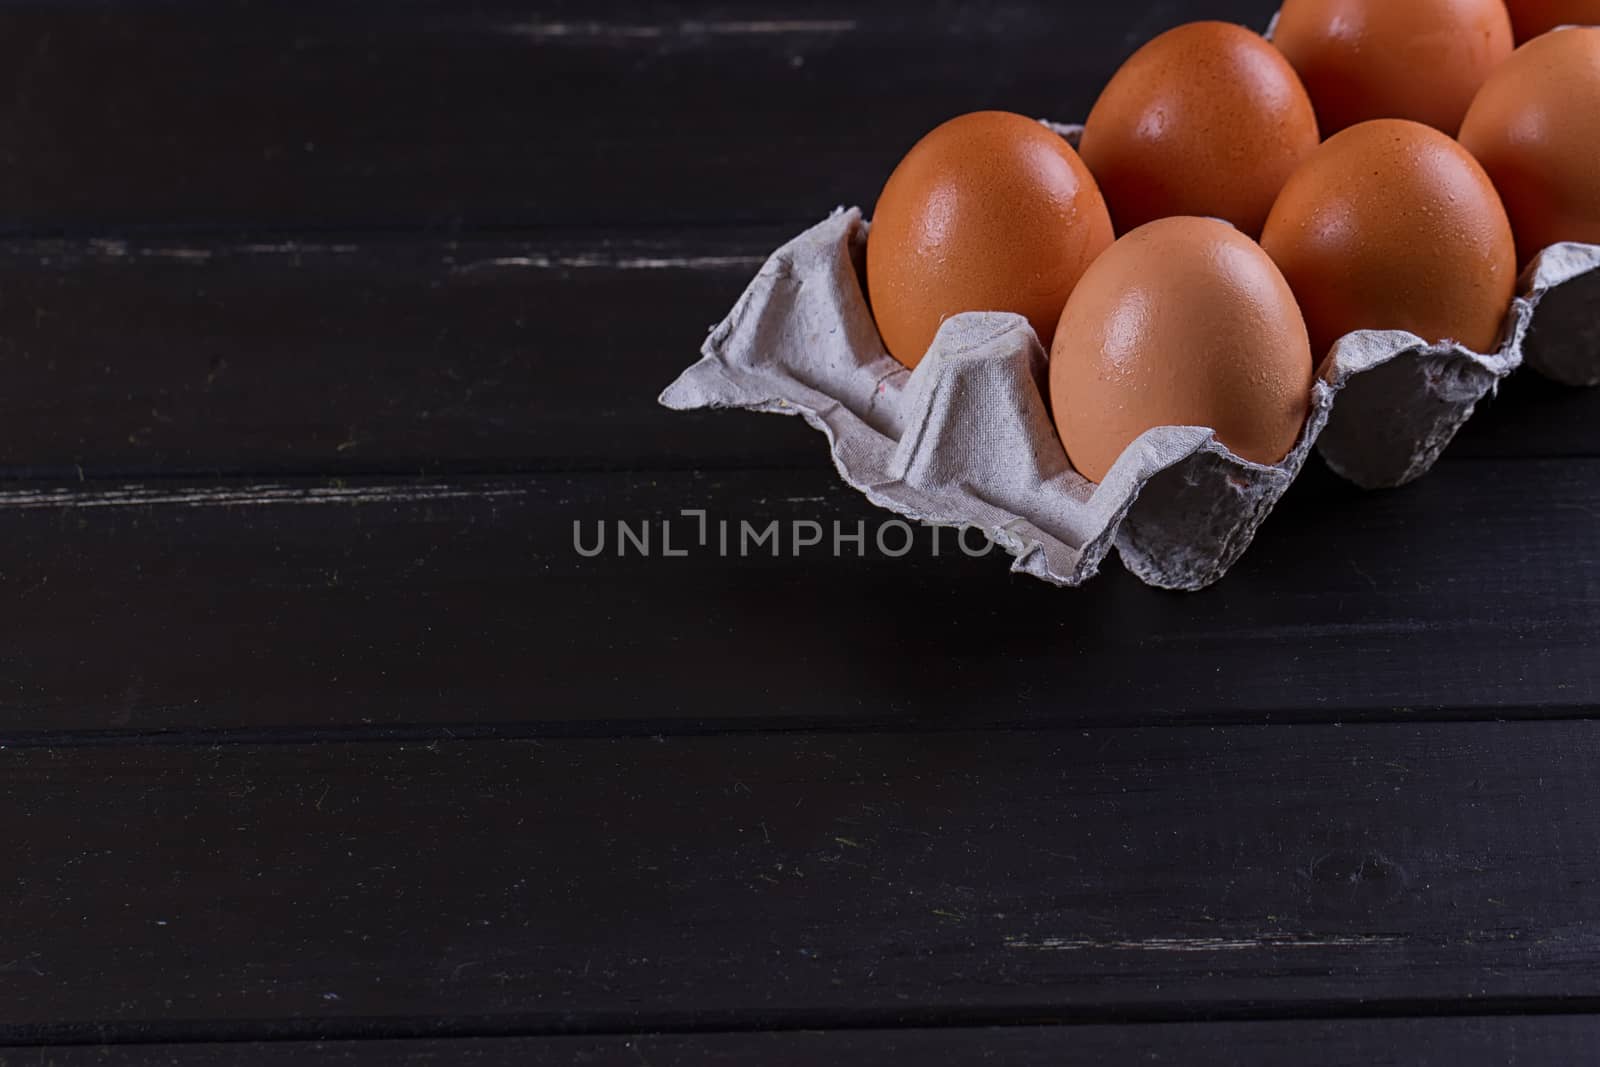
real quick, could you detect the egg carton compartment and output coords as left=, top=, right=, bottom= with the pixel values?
left=661, top=208, right=1598, bottom=591
left=1521, top=242, right=1600, bottom=386
left=1318, top=242, right=1600, bottom=487
left=1043, top=122, right=1595, bottom=489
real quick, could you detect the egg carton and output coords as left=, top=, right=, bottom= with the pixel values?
left=660, top=204, right=1599, bottom=591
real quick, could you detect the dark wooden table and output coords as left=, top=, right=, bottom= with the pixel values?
left=2, top=1, right=1598, bottom=1063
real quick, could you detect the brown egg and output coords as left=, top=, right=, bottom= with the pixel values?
left=1079, top=21, right=1320, bottom=237
left=1050, top=217, right=1314, bottom=484
left=1260, top=119, right=1518, bottom=359
left=866, top=111, right=1114, bottom=369
left=1504, top=0, right=1600, bottom=42
left=1273, top=0, right=1515, bottom=135
left=1459, top=27, right=1600, bottom=264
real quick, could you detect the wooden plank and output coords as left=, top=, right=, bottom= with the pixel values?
left=4, top=724, right=1600, bottom=1038
left=1, top=234, right=1593, bottom=478
left=0, top=1, right=1282, bottom=231
left=1457, top=368, right=1600, bottom=461
left=0, top=232, right=800, bottom=477
left=0, top=460, right=1594, bottom=739
left=7, top=1017, right=1600, bottom=1065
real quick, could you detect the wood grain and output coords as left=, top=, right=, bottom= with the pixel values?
left=6, top=0, right=1598, bottom=1055
left=1, top=234, right=1594, bottom=478
left=4, top=725, right=1600, bottom=1039
left=0, top=1, right=1281, bottom=231
left=6, top=1017, right=1600, bottom=1065
left=0, top=232, right=789, bottom=476
left=0, top=460, right=1594, bottom=739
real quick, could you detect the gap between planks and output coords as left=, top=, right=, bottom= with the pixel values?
left=15, top=238, right=770, bottom=273
left=9, top=998, right=1600, bottom=1050
left=0, top=483, right=531, bottom=510
left=499, top=19, right=859, bottom=41
left=7, top=709, right=1600, bottom=751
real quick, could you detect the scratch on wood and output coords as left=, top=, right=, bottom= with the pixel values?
left=38, top=242, right=751, bottom=271
left=86, top=240, right=211, bottom=262
left=0, top=484, right=529, bottom=511
left=140, top=248, right=214, bottom=262
left=1004, top=933, right=1405, bottom=952
left=235, top=242, right=362, bottom=255
left=0, top=954, right=45, bottom=976
left=503, top=19, right=858, bottom=40
left=453, top=253, right=765, bottom=274
left=66, top=240, right=360, bottom=264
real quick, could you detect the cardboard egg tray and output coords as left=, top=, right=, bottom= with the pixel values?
left=662, top=104, right=1600, bottom=591
left=661, top=204, right=1597, bottom=590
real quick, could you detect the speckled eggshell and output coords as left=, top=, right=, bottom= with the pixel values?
left=1459, top=27, right=1600, bottom=265
left=865, top=111, right=1115, bottom=369
left=1078, top=21, right=1320, bottom=237
left=1260, top=119, right=1518, bottom=360
left=1273, top=0, right=1515, bottom=135
left=1049, top=217, right=1314, bottom=484
left=1503, top=0, right=1600, bottom=42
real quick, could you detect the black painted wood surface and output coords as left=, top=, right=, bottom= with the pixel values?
left=0, top=234, right=1595, bottom=478
left=0, top=460, right=1593, bottom=739
left=6, top=1018, right=1600, bottom=1065
left=3, top=0, right=1598, bottom=1062
left=0, top=1, right=1284, bottom=232
left=5, top=724, right=1600, bottom=1041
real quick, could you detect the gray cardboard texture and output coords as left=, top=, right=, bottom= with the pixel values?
left=1523, top=243, right=1600, bottom=386
left=661, top=208, right=1599, bottom=591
